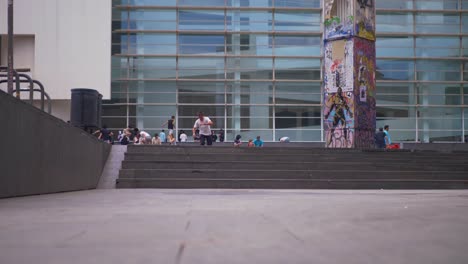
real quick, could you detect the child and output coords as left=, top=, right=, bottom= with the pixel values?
left=168, top=133, right=177, bottom=145
left=234, top=135, right=242, bottom=147
left=247, top=139, right=254, bottom=147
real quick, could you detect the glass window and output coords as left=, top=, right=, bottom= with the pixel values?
left=102, top=104, right=127, bottom=116
left=227, top=82, right=273, bottom=94
left=127, top=81, right=176, bottom=93
left=377, top=12, right=413, bottom=33
left=226, top=0, right=273, bottom=7
left=377, top=60, right=415, bottom=81
left=102, top=117, right=127, bottom=129
left=274, top=11, right=320, bottom=32
left=376, top=0, right=413, bottom=9
left=180, top=93, right=226, bottom=104
left=179, top=0, right=225, bottom=6
left=275, top=0, right=320, bottom=8
left=226, top=11, right=273, bottom=31
left=377, top=94, right=416, bottom=106
left=377, top=36, right=414, bottom=57
left=227, top=105, right=273, bottom=117
left=178, top=81, right=225, bottom=93
left=417, top=84, right=461, bottom=105
left=414, top=0, right=459, bottom=10
left=416, top=60, right=461, bottom=81
left=274, top=35, right=321, bottom=56
left=179, top=105, right=226, bottom=117
left=227, top=117, right=273, bottom=129
left=415, top=13, right=460, bottom=34
left=463, top=87, right=468, bottom=104
left=128, top=93, right=176, bottom=104
left=276, top=82, right=321, bottom=94
left=226, top=34, right=272, bottom=56
left=179, top=10, right=225, bottom=31
left=179, top=57, right=225, bottom=70
left=418, top=107, right=462, bottom=130
left=226, top=58, right=272, bottom=70
left=415, top=37, right=460, bottom=57
left=275, top=106, right=321, bottom=129
left=463, top=15, right=468, bottom=33
left=179, top=34, right=225, bottom=55
left=127, top=0, right=176, bottom=6
left=275, top=129, right=321, bottom=142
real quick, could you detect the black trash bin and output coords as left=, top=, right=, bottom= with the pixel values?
left=70, top=88, right=102, bottom=131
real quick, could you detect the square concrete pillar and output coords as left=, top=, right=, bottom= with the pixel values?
left=322, top=0, right=376, bottom=148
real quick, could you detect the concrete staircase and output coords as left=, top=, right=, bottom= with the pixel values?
left=116, top=145, right=468, bottom=189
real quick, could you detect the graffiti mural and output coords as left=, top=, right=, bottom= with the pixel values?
left=355, top=0, right=375, bottom=41
left=324, top=40, right=354, bottom=93
left=324, top=15, right=354, bottom=41
left=353, top=37, right=376, bottom=148
left=324, top=88, right=355, bottom=148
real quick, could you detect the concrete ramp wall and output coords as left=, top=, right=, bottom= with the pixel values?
left=0, top=91, right=111, bottom=198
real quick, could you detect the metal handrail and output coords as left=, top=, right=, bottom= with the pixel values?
left=0, top=74, right=51, bottom=114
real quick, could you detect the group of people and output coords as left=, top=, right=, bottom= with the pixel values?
left=93, top=112, right=276, bottom=147
left=375, top=125, right=397, bottom=149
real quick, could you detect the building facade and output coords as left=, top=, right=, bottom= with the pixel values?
left=3, top=0, right=467, bottom=142
left=0, top=0, right=111, bottom=121
left=107, top=0, right=468, bottom=142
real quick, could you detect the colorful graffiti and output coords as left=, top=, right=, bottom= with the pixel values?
left=322, top=0, right=376, bottom=148
left=324, top=89, right=355, bottom=148
left=353, top=38, right=376, bottom=148
left=324, top=40, right=354, bottom=93
left=355, top=0, right=375, bottom=41
left=324, top=15, right=354, bottom=40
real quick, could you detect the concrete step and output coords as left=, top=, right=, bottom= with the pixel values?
left=120, top=160, right=468, bottom=171
left=126, top=145, right=415, bottom=154
left=119, top=169, right=468, bottom=180
left=116, top=178, right=468, bottom=189
left=123, top=153, right=468, bottom=162
left=125, top=145, right=468, bottom=156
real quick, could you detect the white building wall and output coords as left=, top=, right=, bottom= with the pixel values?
left=0, top=0, right=111, bottom=100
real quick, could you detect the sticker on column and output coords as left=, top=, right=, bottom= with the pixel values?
left=359, top=85, right=367, bottom=102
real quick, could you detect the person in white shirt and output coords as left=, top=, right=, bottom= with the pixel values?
left=139, top=131, right=151, bottom=144
left=179, top=130, right=188, bottom=143
left=193, top=112, right=214, bottom=146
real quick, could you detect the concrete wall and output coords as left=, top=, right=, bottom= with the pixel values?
left=0, top=0, right=111, bottom=99
left=0, top=91, right=111, bottom=198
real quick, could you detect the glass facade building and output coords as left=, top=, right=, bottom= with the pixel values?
left=106, top=0, right=468, bottom=142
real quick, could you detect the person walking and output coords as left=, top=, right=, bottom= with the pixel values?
left=254, top=136, right=264, bottom=147
left=159, top=130, right=167, bottom=143
left=193, top=112, right=214, bottom=146
left=374, top=127, right=386, bottom=149
left=162, top=116, right=176, bottom=136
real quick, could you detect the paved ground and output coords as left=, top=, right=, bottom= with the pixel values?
left=0, top=189, right=467, bottom=264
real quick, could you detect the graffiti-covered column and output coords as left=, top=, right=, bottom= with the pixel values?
left=322, top=0, right=376, bottom=148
